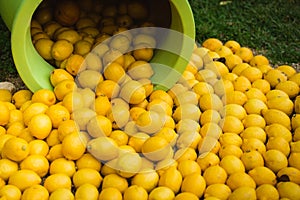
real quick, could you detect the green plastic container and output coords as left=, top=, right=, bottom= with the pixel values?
left=0, top=0, right=195, bottom=92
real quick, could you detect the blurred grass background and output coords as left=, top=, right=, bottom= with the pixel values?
left=0, top=0, right=299, bottom=83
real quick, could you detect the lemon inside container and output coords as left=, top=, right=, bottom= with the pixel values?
left=0, top=0, right=195, bottom=92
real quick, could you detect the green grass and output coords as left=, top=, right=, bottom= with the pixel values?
left=189, top=0, right=300, bottom=66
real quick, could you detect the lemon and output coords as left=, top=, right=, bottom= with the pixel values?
left=218, top=144, right=243, bottom=159
left=0, top=185, right=22, bottom=200
left=294, top=127, right=300, bottom=141
left=233, top=76, right=252, bottom=93
left=252, top=79, right=271, bottom=94
left=71, top=107, right=96, bottom=131
left=200, top=109, right=221, bottom=126
left=43, top=173, right=72, bottom=193
left=49, top=188, right=74, bottom=200
left=240, top=150, right=264, bottom=171
left=87, top=137, right=119, bottom=162
left=267, top=96, right=294, bottom=116
left=224, top=54, right=243, bottom=70
left=192, top=82, right=214, bottom=97
left=8, top=169, right=41, bottom=191
left=204, top=184, right=231, bottom=200
left=248, top=166, right=277, bottom=186
left=123, top=185, right=148, bottom=200
left=77, top=69, right=103, bottom=90
left=196, top=152, right=220, bottom=171
left=74, top=183, right=99, bottom=200
left=73, top=168, right=103, bottom=189
left=288, top=152, right=300, bottom=170
left=200, top=122, right=222, bottom=139
left=235, top=46, right=254, bottom=62
left=264, top=69, right=287, bottom=88
left=224, top=40, right=240, bottom=53
left=219, top=103, right=247, bottom=120
left=240, top=66, right=263, bottom=82
left=21, top=184, right=49, bottom=200
left=176, top=119, right=200, bottom=134
left=181, top=172, right=206, bottom=198
left=174, top=192, right=199, bottom=200
left=240, top=126, right=266, bottom=143
left=28, top=113, right=52, bottom=139
left=232, top=63, right=250, bottom=76
left=266, top=136, right=290, bottom=156
left=49, top=158, right=76, bottom=177
left=86, top=115, right=112, bottom=138
left=34, top=38, right=54, bottom=60
left=197, top=136, right=220, bottom=155
left=241, top=138, right=266, bottom=154
left=101, top=173, right=128, bottom=194
left=227, top=186, right=256, bottom=200
left=220, top=155, right=245, bottom=175
left=0, top=102, right=10, bottom=126
left=54, top=79, right=77, bottom=101
left=203, top=165, right=227, bottom=185
left=119, top=80, right=146, bottom=104
left=31, top=88, right=56, bottom=106
left=104, top=62, right=126, bottom=83
left=11, top=89, right=32, bottom=109
left=116, top=152, right=142, bottom=178
left=20, top=154, right=49, bottom=177
left=255, top=184, right=279, bottom=200
left=0, top=159, right=18, bottom=181
left=0, top=89, right=12, bottom=102
left=226, top=172, right=256, bottom=190
left=177, top=160, right=201, bottom=178
left=222, top=90, right=248, bottom=106
left=219, top=132, right=242, bottom=146
left=1, top=137, right=29, bottom=162
left=148, top=186, right=175, bottom=200
left=249, top=54, right=269, bottom=66
left=277, top=182, right=300, bottom=200
left=135, top=110, right=164, bottom=134
left=243, top=98, right=267, bottom=114
left=199, top=93, right=223, bottom=112
left=131, top=169, right=159, bottom=192
left=46, top=144, right=64, bottom=162
left=292, top=113, right=300, bottom=130
left=173, top=103, right=201, bottom=122
left=261, top=109, right=291, bottom=130
left=219, top=115, right=244, bottom=134
left=242, top=114, right=266, bottom=128
left=98, top=187, right=122, bottom=200
left=275, top=80, right=299, bottom=99
left=202, top=38, right=223, bottom=51
left=265, top=123, right=292, bottom=142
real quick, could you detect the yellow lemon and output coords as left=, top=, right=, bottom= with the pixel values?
left=275, top=80, right=299, bottom=99
left=277, top=167, right=300, bottom=184
left=149, top=90, right=173, bottom=108
left=226, top=172, right=256, bottom=190
left=54, top=79, right=77, bottom=101
left=21, top=184, right=49, bottom=200
left=46, top=104, right=70, bottom=128
left=136, top=110, right=164, bottom=134
left=123, top=185, right=148, bottom=200
left=49, top=158, right=76, bottom=177
left=98, top=187, right=122, bottom=200
left=288, top=152, right=300, bottom=171
left=220, top=155, right=245, bottom=175
left=128, top=132, right=150, bottom=153
left=62, top=131, right=87, bottom=160
left=173, top=103, right=201, bottom=122
left=245, top=87, right=267, bottom=102
left=158, top=167, right=182, bottom=193
left=277, top=65, right=297, bottom=78
left=277, top=182, right=300, bottom=200
left=240, top=126, right=266, bottom=143
left=255, top=184, right=279, bottom=200
left=50, top=68, right=74, bottom=87
left=94, top=95, right=111, bottom=116
left=263, top=149, right=288, bottom=173
left=181, top=173, right=206, bottom=198
left=43, top=173, right=72, bottom=193
left=0, top=185, right=22, bottom=200
left=241, top=138, right=266, bottom=154
left=265, top=123, right=292, bottom=142
left=227, top=186, right=256, bottom=200
left=192, top=82, right=214, bottom=97
left=87, top=137, right=119, bottom=161
left=141, top=136, right=172, bottom=162
left=224, top=54, right=243, bottom=70
left=28, top=113, right=52, bottom=139
left=204, top=184, right=231, bottom=200
left=49, top=188, right=74, bottom=200
left=0, top=102, right=10, bottom=126
left=73, top=168, right=103, bottom=188
left=0, top=159, right=18, bottom=181
left=263, top=69, right=287, bottom=88
left=175, top=192, right=199, bottom=200
left=240, top=150, right=264, bottom=171
left=224, top=40, right=241, bottom=53
left=86, top=115, right=112, bottom=137
left=46, top=144, right=64, bottom=162
left=1, top=137, right=29, bottom=162
left=215, top=45, right=233, bottom=57
left=34, top=38, right=54, bottom=60
left=249, top=54, right=269, bottom=67
left=119, top=80, right=146, bottom=104
left=74, top=183, right=99, bottom=200
left=203, top=165, right=227, bottom=185
left=102, top=173, right=128, bottom=193
left=232, top=63, right=250, bottom=76
left=116, top=152, right=142, bottom=178
left=266, top=136, right=290, bottom=156
left=199, top=93, right=223, bottom=112
left=218, top=144, right=243, bottom=159
left=242, top=114, right=266, bottom=129
left=104, top=62, right=126, bottom=83
left=222, top=90, right=248, bottom=106
left=8, top=169, right=41, bottom=191
left=219, top=115, right=244, bottom=134
left=177, top=159, right=201, bottom=178
left=243, top=98, right=267, bottom=114
left=261, top=108, right=291, bottom=130
left=71, top=107, right=96, bottom=131
left=240, top=66, right=263, bottom=82
left=200, top=109, right=221, bottom=125
left=248, top=166, right=277, bottom=186
left=252, top=79, right=271, bottom=94
left=20, top=154, right=49, bottom=177
left=57, top=119, right=79, bottom=142
left=202, top=38, right=223, bottom=51
left=31, top=89, right=56, bottom=106
left=219, top=104, right=247, bottom=120
left=233, top=75, right=252, bottom=93
left=219, top=132, right=242, bottom=147
left=76, top=153, right=102, bottom=171
left=235, top=47, right=254, bottom=63
left=131, top=169, right=159, bottom=192
left=196, top=152, right=220, bottom=171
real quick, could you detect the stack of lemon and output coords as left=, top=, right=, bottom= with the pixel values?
left=0, top=34, right=300, bottom=199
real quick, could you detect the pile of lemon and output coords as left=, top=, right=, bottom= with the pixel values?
left=0, top=0, right=300, bottom=200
